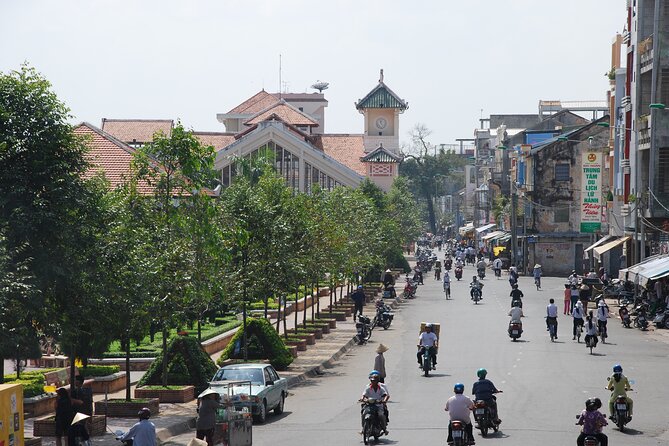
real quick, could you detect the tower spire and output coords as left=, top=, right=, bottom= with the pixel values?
left=379, top=68, right=384, bottom=83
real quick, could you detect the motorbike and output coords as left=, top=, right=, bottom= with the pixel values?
left=547, top=318, right=557, bottom=342
left=632, top=304, right=649, bottom=330
left=355, top=315, right=373, bottom=345
left=372, top=301, right=393, bottom=330
left=494, top=267, right=501, bottom=279
left=477, top=267, right=486, bottom=279
left=585, top=333, right=597, bottom=354
left=419, top=346, right=435, bottom=377
left=445, top=258, right=452, bottom=271
left=574, top=418, right=603, bottom=446
left=454, top=266, right=463, bottom=281
left=449, top=420, right=469, bottom=446
left=611, top=394, right=632, bottom=432
left=115, top=430, right=132, bottom=446
left=508, top=321, right=522, bottom=341
left=360, top=398, right=386, bottom=445
left=402, top=276, right=418, bottom=299
left=619, top=306, right=631, bottom=328
left=653, top=308, right=669, bottom=328
left=473, top=399, right=500, bottom=437
left=471, top=285, right=482, bottom=304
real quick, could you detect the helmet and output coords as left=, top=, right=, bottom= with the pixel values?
left=513, top=300, right=520, bottom=307
left=357, top=285, right=363, bottom=290
left=473, top=276, right=477, bottom=280
left=598, top=300, right=606, bottom=307
left=138, top=407, right=151, bottom=420
left=585, top=398, right=599, bottom=411
left=369, top=370, right=380, bottom=381
left=477, top=368, right=487, bottom=379
left=512, top=284, right=518, bottom=289
left=425, top=323, right=433, bottom=330
left=454, top=383, right=465, bottom=394
left=613, top=364, right=623, bottom=373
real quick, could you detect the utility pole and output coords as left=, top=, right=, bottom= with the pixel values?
left=510, top=184, right=518, bottom=267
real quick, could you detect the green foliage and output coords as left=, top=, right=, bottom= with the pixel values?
left=3, top=369, right=62, bottom=397
left=137, top=336, right=218, bottom=395
left=80, top=365, right=120, bottom=377
left=217, top=318, right=293, bottom=371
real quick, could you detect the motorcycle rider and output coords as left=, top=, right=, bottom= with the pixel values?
left=584, top=311, right=598, bottom=347
left=568, top=270, right=579, bottom=287
left=382, top=269, right=396, bottom=298
left=443, top=270, right=451, bottom=298
left=119, top=408, right=157, bottom=446
left=470, top=276, right=484, bottom=300
left=492, top=257, right=502, bottom=279
left=413, top=265, right=424, bottom=285
left=476, top=259, right=486, bottom=277
left=508, top=300, right=523, bottom=322
left=508, top=264, right=519, bottom=286
left=576, top=398, right=608, bottom=446
left=533, top=264, right=542, bottom=290
left=606, top=364, right=633, bottom=420
left=417, top=323, right=438, bottom=369
left=572, top=300, right=585, bottom=340
left=546, top=298, right=558, bottom=338
left=359, top=370, right=389, bottom=435
left=351, top=285, right=366, bottom=320
left=445, top=383, right=475, bottom=445
left=596, top=300, right=610, bottom=341
left=472, top=368, right=502, bottom=425
left=509, top=284, right=523, bottom=308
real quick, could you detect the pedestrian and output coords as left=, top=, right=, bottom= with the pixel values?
left=564, top=284, right=572, bottom=315
left=546, top=298, right=558, bottom=338
left=55, top=388, right=74, bottom=446
left=570, top=285, right=580, bottom=313
left=580, top=284, right=591, bottom=311
left=195, top=389, right=222, bottom=446
left=443, top=271, right=451, bottom=298
left=374, top=344, right=388, bottom=383
left=351, top=285, right=365, bottom=320
left=68, top=412, right=91, bottom=446
left=71, top=375, right=93, bottom=416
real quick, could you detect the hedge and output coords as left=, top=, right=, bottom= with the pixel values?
left=80, top=365, right=121, bottom=377
left=216, top=317, right=293, bottom=371
left=137, top=336, right=219, bottom=395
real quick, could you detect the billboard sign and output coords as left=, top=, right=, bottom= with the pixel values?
left=580, top=152, right=602, bottom=233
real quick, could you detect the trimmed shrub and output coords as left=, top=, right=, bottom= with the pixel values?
left=137, top=336, right=218, bottom=395
left=216, top=318, right=293, bottom=371
left=80, top=365, right=120, bottom=377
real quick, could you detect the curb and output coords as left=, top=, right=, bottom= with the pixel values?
left=285, top=336, right=358, bottom=387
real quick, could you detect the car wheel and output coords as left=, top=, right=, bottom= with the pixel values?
left=274, top=393, right=285, bottom=415
left=254, top=400, right=267, bottom=424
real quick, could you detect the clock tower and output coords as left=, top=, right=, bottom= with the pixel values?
left=355, top=69, right=409, bottom=155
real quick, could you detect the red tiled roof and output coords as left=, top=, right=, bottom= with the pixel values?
left=227, top=90, right=279, bottom=114
left=101, top=119, right=173, bottom=144
left=75, top=123, right=154, bottom=194
left=245, top=102, right=319, bottom=127
left=314, top=134, right=366, bottom=176
left=192, top=132, right=237, bottom=152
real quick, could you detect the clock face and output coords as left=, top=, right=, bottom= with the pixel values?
left=375, top=117, right=387, bottom=130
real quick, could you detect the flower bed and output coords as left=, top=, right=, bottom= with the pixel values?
left=134, top=385, right=195, bottom=403
left=94, top=398, right=160, bottom=417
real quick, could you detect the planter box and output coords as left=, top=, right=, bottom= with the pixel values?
left=327, top=305, right=352, bottom=316
left=33, top=415, right=106, bottom=437
left=89, top=372, right=127, bottom=394
left=94, top=398, right=160, bottom=417
left=134, top=385, right=195, bottom=403
left=24, top=394, right=57, bottom=418
left=88, top=358, right=154, bottom=371
left=309, top=322, right=330, bottom=334
left=284, top=339, right=307, bottom=351
left=317, top=311, right=346, bottom=321
left=289, top=331, right=315, bottom=345
left=317, top=287, right=330, bottom=297
left=25, top=438, right=42, bottom=446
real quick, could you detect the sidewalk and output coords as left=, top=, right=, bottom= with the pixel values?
left=27, top=286, right=401, bottom=446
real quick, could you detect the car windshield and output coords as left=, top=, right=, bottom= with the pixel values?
left=213, top=368, right=264, bottom=385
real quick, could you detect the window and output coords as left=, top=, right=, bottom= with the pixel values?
left=555, top=163, right=570, bottom=181
left=554, top=207, right=570, bottom=223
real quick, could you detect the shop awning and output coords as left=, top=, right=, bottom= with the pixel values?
left=497, top=233, right=512, bottom=242
left=459, top=223, right=475, bottom=235
left=593, top=236, right=630, bottom=257
left=481, top=230, right=506, bottom=241
left=584, top=235, right=614, bottom=253
left=475, top=223, right=496, bottom=233
left=619, top=254, right=669, bottom=284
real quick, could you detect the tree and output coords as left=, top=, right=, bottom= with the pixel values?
left=399, top=124, right=466, bottom=233
left=0, top=65, right=107, bottom=385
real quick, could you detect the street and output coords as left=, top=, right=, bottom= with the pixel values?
left=252, top=263, right=669, bottom=445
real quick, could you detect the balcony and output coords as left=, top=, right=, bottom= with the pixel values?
left=640, top=49, right=654, bottom=74
left=650, top=193, right=669, bottom=218
left=621, top=95, right=632, bottom=113
left=639, top=128, right=651, bottom=150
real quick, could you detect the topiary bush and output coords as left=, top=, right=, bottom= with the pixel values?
left=137, top=336, right=218, bottom=395
left=216, top=317, right=293, bottom=371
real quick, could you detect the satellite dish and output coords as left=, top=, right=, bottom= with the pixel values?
left=311, top=81, right=329, bottom=93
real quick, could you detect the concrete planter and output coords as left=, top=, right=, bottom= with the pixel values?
left=89, top=372, right=127, bottom=394
left=286, top=345, right=298, bottom=358
left=24, top=394, right=57, bottom=418
left=284, top=339, right=308, bottom=351
left=94, top=398, right=160, bottom=417
left=289, top=331, right=316, bottom=345
left=33, top=415, right=106, bottom=437
left=25, top=438, right=42, bottom=446
left=134, top=385, right=195, bottom=403
left=317, top=287, right=330, bottom=297
left=317, top=311, right=347, bottom=321
left=88, top=358, right=154, bottom=371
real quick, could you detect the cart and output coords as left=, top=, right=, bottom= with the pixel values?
left=210, top=380, right=253, bottom=446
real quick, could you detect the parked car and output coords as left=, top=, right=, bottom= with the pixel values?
left=210, top=363, right=288, bottom=423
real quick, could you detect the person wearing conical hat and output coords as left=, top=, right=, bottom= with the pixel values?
left=196, top=388, right=222, bottom=446
left=374, top=344, right=389, bottom=383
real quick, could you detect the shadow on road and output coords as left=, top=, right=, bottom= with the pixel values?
left=617, top=427, right=643, bottom=435
left=588, top=352, right=607, bottom=356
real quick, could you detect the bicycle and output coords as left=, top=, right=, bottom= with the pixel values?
left=535, top=276, right=541, bottom=290
left=547, top=318, right=558, bottom=342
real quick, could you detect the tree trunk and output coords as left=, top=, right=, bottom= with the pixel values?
left=329, top=281, right=333, bottom=315
left=425, top=188, right=436, bottom=234
left=15, top=350, right=21, bottom=380
left=242, top=297, right=248, bottom=361
left=197, top=320, right=202, bottom=343
left=313, top=280, right=318, bottom=320
left=303, top=284, right=308, bottom=328
left=69, top=344, right=76, bottom=389
left=124, top=335, right=131, bottom=401
left=161, top=325, right=168, bottom=386
left=294, top=286, right=299, bottom=330
left=283, top=294, right=288, bottom=338
left=0, top=357, right=4, bottom=383
left=275, top=294, right=281, bottom=332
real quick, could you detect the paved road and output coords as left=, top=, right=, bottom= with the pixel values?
left=250, top=264, right=669, bottom=445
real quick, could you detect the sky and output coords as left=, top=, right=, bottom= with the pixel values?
left=1, top=0, right=625, bottom=148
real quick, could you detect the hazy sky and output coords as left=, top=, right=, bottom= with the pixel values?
left=1, top=0, right=624, bottom=147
